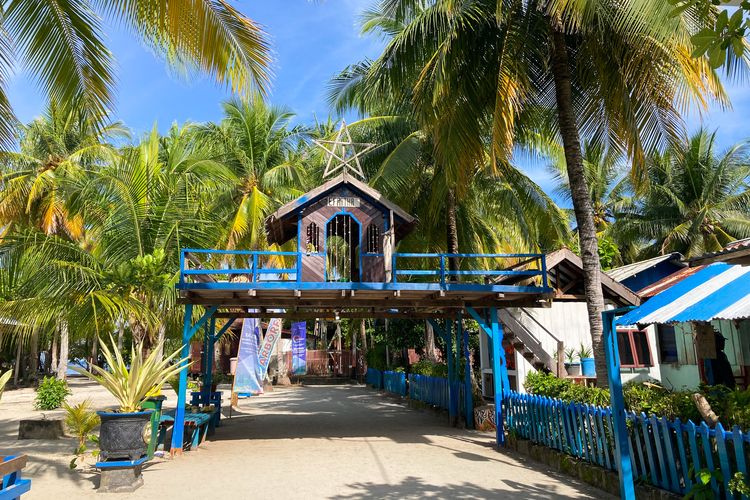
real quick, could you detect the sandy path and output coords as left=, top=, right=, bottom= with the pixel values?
left=2, top=381, right=613, bottom=499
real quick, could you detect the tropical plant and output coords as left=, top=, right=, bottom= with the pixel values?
left=63, top=399, right=100, bottom=469
left=577, top=343, right=592, bottom=359
left=73, top=335, right=189, bottom=413
left=0, top=369, right=12, bottom=402
left=352, top=0, right=730, bottom=387
left=564, top=347, right=577, bottom=365
left=34, top=376, right=70, bottom=410
left=0, top=0, right=270, bottom=147
left=615, top=129, right=750, bottom=258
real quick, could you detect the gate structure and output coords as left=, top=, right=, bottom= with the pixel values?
left=173, top=171, right=553, bottom=453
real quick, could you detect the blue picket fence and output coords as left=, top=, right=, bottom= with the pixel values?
left=366, top=368, right=383, bottom=389
left=408, top=374, right=450, bottom=409
left=504, top=390, right=750, bottom=498
left=383, top=371, right=407, bottom=396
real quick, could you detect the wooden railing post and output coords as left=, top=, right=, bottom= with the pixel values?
left=557, top=341, right=565, bottom=377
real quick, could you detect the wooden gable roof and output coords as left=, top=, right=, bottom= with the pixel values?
left=265, top=173, right=417, bottom=245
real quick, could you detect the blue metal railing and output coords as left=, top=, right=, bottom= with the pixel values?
left=179, top=248, right=548, bottom=291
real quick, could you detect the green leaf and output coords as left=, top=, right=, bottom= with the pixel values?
left=709, top=44, right=725, bottom=69
left=699, top=470, right=712, bottom=485
left=732, top=37, right=745, bottom=57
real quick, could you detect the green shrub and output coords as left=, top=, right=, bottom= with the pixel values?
left=365, top=344, right=388, bottom=371
left=410, top=359, right=448, bottom=378
left=34, top=376, right=70, bottom=410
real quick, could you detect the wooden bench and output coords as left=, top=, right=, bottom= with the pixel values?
left=159, top=409, right=215, bottom=451
left=0, top=455, right=31, bottom=500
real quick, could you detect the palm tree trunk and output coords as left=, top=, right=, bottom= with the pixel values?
left=117, top=317, right=125, bottom=351
left=446, top=188, right=460, bottom=280
left=549, top=24, right=608, bottom=388
left=90, top=336, right=98, bottom=367
left=51, top=330, right=58, bottom=375
left=29, top=331, right=39, bottom=381
left=13, top=341, right=22, bottom=385
left=155, top=324, right=166, bottom=361
left=424, top=320, right=437, bottom=361
left=359, top=319, right=367, bottom=378
left=57, top=321, right=69, bottom=380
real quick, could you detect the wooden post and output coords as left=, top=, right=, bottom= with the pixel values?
left=490, top=307, right=509, bottom=447
left=446, top=320, right=457, bottom=426
left=172, top=304, right=193, bottom=455
left=602, top=308, right=636, bottom=500
left=460, top=313, right=473, bottom=429
left=202, top=317, right=216, bottom=406
left=557, top=341, right=565, bottom=377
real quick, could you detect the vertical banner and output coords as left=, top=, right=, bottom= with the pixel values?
left=234, top=317, right=264, bottom=395
left=258, top=318, right=283, bottom=375
left=291, top=321, right=307, bottom=375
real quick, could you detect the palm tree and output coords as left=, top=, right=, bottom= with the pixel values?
left=0, top=0, right=270, bottom=147
left=199, top=98, right=310, bottom=253
left=615, top=129, right=750, bottom=259
left=0, top=102, right=126, bottom=240
left=353, top=0, right=730, bottom=386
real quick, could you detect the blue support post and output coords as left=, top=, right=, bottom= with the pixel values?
left=214, top=318, right=236, bottom=342
left=171, top=305, right=217, bottom=455
left=460, top=312, right=473, bottom=429
left=202, top=317, right=216, bottom=406
left=490, top=307, right=509, bottom=447
left=446, top=319, right=458, bottom=426
left=603, top=308, right=636, bottom=500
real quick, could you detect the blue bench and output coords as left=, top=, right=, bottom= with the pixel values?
left=159, top=409, right=215, bottom=451
left=0, top=456, right=31, bottom=500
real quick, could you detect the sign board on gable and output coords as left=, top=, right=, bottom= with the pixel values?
left=328, top=196, right=361, bottom=208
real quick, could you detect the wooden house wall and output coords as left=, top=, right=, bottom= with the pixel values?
left=298, top=186, right=387, bottom=282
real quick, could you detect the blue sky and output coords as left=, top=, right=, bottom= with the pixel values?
left=5, top=1, right=749, bottom=198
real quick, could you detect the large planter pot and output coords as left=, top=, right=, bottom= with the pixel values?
left=566, top=363, right=581, bottom=376
left=580, top=357, right=596, bottom=377
left=97, top=410, right=153, bottom=462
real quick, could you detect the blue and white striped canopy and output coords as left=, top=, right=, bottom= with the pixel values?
left=616, top=263, right=750, bottom=326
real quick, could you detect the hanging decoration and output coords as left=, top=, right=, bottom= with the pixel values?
left=314, top=120, right=375, bottom=180
left=291, top=322, right=307, bottom=375
left=233, top=317, right=264, bottom=396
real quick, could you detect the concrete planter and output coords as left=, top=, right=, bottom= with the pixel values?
left=473, top=405, right=496, bottom=432
left=18, top=419, right=65, bottom=439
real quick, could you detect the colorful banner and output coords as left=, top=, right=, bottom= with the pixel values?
left=258, top=318, right=283, bottom=375
left=291, top=321, right=307, bottom=375
left=234, top=317, right=264, bottom=395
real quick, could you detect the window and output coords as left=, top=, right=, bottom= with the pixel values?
left=306, top=222, right=320, bottom=252
left=616, top=329, right=653, bottom=368
left=365, top=224, right=381, bottom=253
left=657, top=324, right=678, bottom=363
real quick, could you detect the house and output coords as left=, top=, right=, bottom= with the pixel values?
left=607, top=252, right=685, bottom=292
left=479, top=248, right=641, bottom=397
left=615, top=262, right=750, bottom=390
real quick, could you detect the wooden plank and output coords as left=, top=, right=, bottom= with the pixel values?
left=640, top=413, right=658, bottom=487
left=674, top=419, right=691, bottom=494
left=660, top=416, right=679, bottom=493
left=699, top=422, right=719, bottom=495
left=650, top=415, right=669, bottom=490
left=715, top=423, right=732, bottom=500
left=0, top=455, right=27, bottom=478
left=732, top=426, right=748, bottom=495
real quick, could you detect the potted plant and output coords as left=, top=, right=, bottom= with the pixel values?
left=578, top=343, right=595, bottom=377
left=564, top=347, right=580, bottom=376
left=74, top=335, right=188, bottom=462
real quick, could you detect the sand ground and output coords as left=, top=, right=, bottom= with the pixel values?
left=1, top=379, right=614, bottom=499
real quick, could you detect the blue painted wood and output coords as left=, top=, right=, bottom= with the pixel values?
left=660, top=416, right=679, bottom=492
left=686, top=420, right=703, bottom=481
left=715, top=423, right=732, bottom=500
left=640, top=413, right=658, bottom=487
left=171, top=303, right=193, bottom=453
left=602, top=308, right=637, bottom=500
left=96, top=456, right=148, bottom=469
left=650, top=415, right=669, bottom=489
left=733, top=426, right=748, bottom=496
left=490, top=307, right=507, bottom=447
left=699, top=422, right=719, bottom=495
left=0, top=456, right=30, bottom=500
left=674, top=419, right=691, bottom=493
left=460, top=314, right=473, bottom=430
left=594, top=406, right=605, bottom=466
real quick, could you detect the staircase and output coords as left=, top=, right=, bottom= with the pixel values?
left=498, top=309, right=567, bottom=377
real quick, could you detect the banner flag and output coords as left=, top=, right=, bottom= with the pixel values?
left=291, top=322, right=307, bottom=375
left=258, top=318, right=283, bottom=376
left=234, top=317, right=264, bottom=395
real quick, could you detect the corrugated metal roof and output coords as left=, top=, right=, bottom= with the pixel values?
left=607, top=252, right=684, bottom=282
left=636, top=266, right=705, bottom=298
left=616, top=263, right=750, bottom=325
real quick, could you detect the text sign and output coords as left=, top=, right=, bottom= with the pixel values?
left=328, top=196, right=360, bottom=208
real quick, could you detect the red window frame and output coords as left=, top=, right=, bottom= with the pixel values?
left=616, top=328, right=653, bottom=368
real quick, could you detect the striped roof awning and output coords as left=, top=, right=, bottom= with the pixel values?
left=616, top=263, right=750, bottom=326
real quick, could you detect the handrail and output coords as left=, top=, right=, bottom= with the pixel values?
left=179, top=248, right=549, bottom=291
left=518, top=307, right=563, bottom=343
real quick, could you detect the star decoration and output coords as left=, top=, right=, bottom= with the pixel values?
left=314, top=120, right=376, bottom=180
